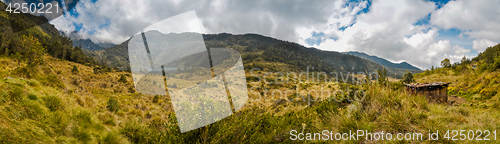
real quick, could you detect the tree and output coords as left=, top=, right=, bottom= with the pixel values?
left=461, top=56, right=469, bottom=65
left=401, top=70, right=415, bottom=84
left=107, top=97, right=120, bottom=112
left=21, top=35, right=45, bottom=67
left=72, top=65, right=79, bottom=74
left=118, top=74, right=127, bottom=83
left=441, top=58, right=451, bottom=68
left=377, top=68, right=388, bottom=85
left=431, top=66, right=434, bottom=71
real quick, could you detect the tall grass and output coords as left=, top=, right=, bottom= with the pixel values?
left=0, top=56, right=500, bottom=143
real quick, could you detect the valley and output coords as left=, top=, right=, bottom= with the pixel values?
left=1, top=1, right=500, bottom=143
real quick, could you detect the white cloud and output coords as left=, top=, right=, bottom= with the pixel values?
left=302, top=0, right=457, bottom=69
left=51, top=0, right=341, bottom=44
left=49, top=0, right=496, bottom=70
left=473, top=39, right=498, bottom=53
left=430, top=0, right=500, bottom=41
left=299, top=0, right=492, bottom=69
left=50, top=15, right=75, bottom=33
left=453, top=46, right=471, bottom=55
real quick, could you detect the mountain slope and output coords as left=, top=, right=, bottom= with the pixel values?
left=415, top=43, right=500, bottom=107
left=0, top=2, right=96, bottom=67
left=343, top=51, right=421, bottom=70
left=61, top=31, right=115, bottom=51
left=88, top=32, right=420, bottom=78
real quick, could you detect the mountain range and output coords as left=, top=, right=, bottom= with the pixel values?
left=60, top=31, right=115, bottom=51
left=86, top=32, right=422, bottom=78
left=343, top=51, right=421, bottom=70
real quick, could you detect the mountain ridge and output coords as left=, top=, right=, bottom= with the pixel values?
left=60, top=31, right=115, bottom=51
left=87, top=32, right=421, bottom=78
left=342, top=51, right=421, bottom=70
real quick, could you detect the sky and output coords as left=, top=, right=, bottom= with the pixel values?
left=50, top=0, right=500, bottom=70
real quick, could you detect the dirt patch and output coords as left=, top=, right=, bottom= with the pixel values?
left=448, top=95, right=468, bottom=106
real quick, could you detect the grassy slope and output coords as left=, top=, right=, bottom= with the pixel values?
left=1, top=54, right=500, bottom=143
left=416, top=65, right=500, bottom=108
left=0, top=55, right=174, bottom=143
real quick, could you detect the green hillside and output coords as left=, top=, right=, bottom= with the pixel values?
left=416, top=43, right=500, bottom=107
left=2, top=1, right=500, bottom=143
left=0, top=2, right=97, bottom=67
left=87, top=33, right=420, bottom=79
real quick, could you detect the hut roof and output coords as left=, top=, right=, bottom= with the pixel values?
left=404, top=82, right=450, bottom=88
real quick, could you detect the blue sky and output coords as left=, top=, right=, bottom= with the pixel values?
left=304, top=0, right=472, bottom=54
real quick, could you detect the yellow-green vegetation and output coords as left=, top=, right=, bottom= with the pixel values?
left=0, top=2, right=97, bottom=68
left=1, top=54, right=500, bottom=143
left=0, top=56, right=149, bottom=143
left=416, top=43, right=500, bottom=107
left=1, top=2, right=499, bottom=142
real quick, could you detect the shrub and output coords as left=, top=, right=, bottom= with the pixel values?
left=128, top=86, right=136, bottom=93
left=107, top=97, right=120, bottom=112
left=76, top=110, right=94, bottom=127
left=441, top=58, right=451, bottom=68
left=72, top=126, right=92, bottom=143
left=100, top=131, right=126, bottom=144
left=37, top=74, right=65, bottom=89
left=480, top=88, right=497, bottom=100
left=457, top=107, right=469, bottom=116
left=401, top=71, right=415, bottom=84
left=71, top=65, right=79, bottom=74
left=478, top=63, right=489, bottom=73
left=22, top=101, right=44, bottom=120
left=0, top=90, right=8, bottom=104
left=120, top=122, right=158, bottom=143
left=43, top=96, right=64, bottom=111
left=26, top=80, right=38, bottom=87
left=9, top=86, right=25, bottom=102
left=118, top=75, right=127, bottom=83
left=96, top=112, right=116, bottom=127
left=153, top=95, right=160, bottom=103
left=377, top=69, right=388, bottom=85
left=27, top=94, right=37, bottom=100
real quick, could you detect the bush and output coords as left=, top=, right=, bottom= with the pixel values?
left=100, top=131, right=126, bottom=144
left=107, top=97, right=120, bottom=112
left=37, top=74, right=65, bottom=89
left=128, top=86, right=136, bottom=93
left=21, top=35, right=46, bottom=67
left=118, top=75, right=127, bottom=83
left=153, top=95, right=160, bottom=103
left=120, top=122, right=158, bottom=143
left=27, top=94, right=37, bottom=100
left=72, top=126, right=92, bottom=143
left=441, top=58, right=451, bottom=68
left=43, top=96, right=64, bottom=111
left=26, top=80, right=38, bottom=87
left=22, top=101, right=44, bottom=120
left=401, top=71, right=415, bottom=84
left=480, top=88, right=497, bottom=100
left=478, top=63, right=489, bottom=73
left=9, top=86, right=25, bottom=102
left=71, top=65, right=79, bottom=74
left=13, top=66, right=35, bottom=78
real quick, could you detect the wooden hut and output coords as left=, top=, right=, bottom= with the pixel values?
left=404, top=82, right=450, bottom=103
